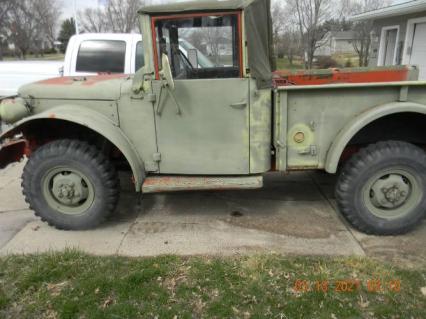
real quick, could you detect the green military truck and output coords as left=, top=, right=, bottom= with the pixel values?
left=1, top=0, right=426, bottom=235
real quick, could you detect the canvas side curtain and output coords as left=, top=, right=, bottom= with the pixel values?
left=244, top=0, right=275, bottom=89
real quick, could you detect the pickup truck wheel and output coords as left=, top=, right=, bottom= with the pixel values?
left=336, top=141, right=426, bottom=235
left=22, top=140, right=119, bottom=230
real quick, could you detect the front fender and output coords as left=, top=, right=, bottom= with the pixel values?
left=0, top=105, right=145, bottom=190
left=325, top=102, right=426, bottom=173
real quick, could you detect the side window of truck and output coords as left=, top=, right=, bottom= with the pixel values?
left=135, top=41, right=145, bottom=72
left=76, top=40, right=126, bottom=73
left=153, top=13, right=241, bottom=80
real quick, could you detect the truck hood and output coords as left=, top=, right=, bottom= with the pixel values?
left=18, top=74, right=130, bottom=101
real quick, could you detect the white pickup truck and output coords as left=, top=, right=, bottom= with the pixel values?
left=0, top=33, right=144, bottom=97
left=0, top=32, right=215, bottom=97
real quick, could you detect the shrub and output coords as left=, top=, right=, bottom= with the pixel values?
left=316, top=56, right=339, bottom=69
left=345, top=59, right=353, bottom=68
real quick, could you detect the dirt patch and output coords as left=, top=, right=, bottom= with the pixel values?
left=223, top=213, right=336, bottom=239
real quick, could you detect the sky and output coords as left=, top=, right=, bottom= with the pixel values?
left=61, top=0, right=173, bottom=20
left=62, top=0, right=99, bottom=20
left=61, top=0, right=415, bottom=20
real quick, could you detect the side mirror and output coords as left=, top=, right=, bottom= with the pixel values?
left=160, top=53, right=175, bottom=91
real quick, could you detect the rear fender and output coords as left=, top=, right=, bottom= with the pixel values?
left=0, top=105, right=145, bottom=190
left=325, top=102, right=426, bottom=173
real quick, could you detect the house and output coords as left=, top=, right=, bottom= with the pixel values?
left=315, top=31, right=357, bottom=56
left=352, top=0, right=426, bottom=79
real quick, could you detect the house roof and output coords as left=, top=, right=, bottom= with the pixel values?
left=329, top=31, right=355, bottom=40
left=139, top=0, right=257, bottom=14
left=351, top=0, right=426, bottom=21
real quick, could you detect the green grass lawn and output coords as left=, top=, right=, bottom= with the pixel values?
left=0, top=251, right=425, bottom=319
left=332, top=53, right=360, bottom=68
left=276, top=57, right=304, bottom=70
left=3, top=53, right=65, bottom=61
left=276, top=54, right=361, bottom=71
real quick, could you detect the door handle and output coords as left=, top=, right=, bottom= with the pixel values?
left=229, top=101, right=247, bottom=109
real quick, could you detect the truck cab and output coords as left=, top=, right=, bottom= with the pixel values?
left=132, top=0, right=274, bottom=175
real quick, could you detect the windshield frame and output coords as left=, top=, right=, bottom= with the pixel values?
left=150, top=11, right=243, bottom=80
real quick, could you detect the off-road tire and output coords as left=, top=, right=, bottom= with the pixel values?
left=336, top=141, right=426, bottom=235
left=22, top=139, right=119, bottom=230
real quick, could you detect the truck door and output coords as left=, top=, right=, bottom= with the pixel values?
left=151, top=12, right=250, bottom=175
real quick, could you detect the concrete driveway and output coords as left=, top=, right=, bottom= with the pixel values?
left=1, top=162, right=425, bottom=267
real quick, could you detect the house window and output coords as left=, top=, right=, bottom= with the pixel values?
left=378, top=26, right=400, bottom=66
left=153, top=13, right=242, bottom=80
left=76, top=40, right=126, bottom=73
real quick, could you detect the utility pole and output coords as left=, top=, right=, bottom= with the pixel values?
left=74, top=0, right=80, bottom=34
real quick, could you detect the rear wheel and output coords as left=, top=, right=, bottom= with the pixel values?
left=336, top=141, right=426, bottom=235
left=22, top=140, right=119, bottom=230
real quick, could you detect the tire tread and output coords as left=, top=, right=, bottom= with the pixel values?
left=22, top=139, right=119, bottom=230
left=336, top=141, right=426, bottom=235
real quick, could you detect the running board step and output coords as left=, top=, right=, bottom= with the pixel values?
left=142, top=175, right=263, bottom=193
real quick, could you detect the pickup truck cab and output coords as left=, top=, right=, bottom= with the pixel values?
left=0, top=33, right=144, bottom=97
left=63, top=33, right=144, bottom=77
left=1, top=0, right=426, bottom=236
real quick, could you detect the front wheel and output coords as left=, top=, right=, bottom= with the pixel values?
left=336, top=141, right=426, bottom=235
left=22, top=140, right=119, bottom=230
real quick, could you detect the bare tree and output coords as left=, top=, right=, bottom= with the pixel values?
left=6, top=1, right=37, bottom=59
left=187, top=30, right=206, bottom=54
left=79, top=0, right=143, bottom=33
left=343, top=0, right=391, bottom=66
left=352, top=20, right=373, bottom=66
left=289, top=0, right=332, bottom=69
left=32, top=0, right=62, bottom=49
left=105, top=0, right=143, bottom=33
left=79, top=7, right=108, bottom=33
left=202, top=27, right=224, bottom=65
left=0, top=0, right=13, bottom=60
left=272, top=1, right=301, bottom=66
left=271, top=0, right=285, bottom=48
left=4, top=0, right=60, bottom=59
left=278, top=29, right=301, bottom=66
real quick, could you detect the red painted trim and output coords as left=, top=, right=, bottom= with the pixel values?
left=37, top=74, right=128, bottom=86
left=151, top=17, right=160, bottom=80
left=237, top=11, right=243, bottom=78
left=272, top=67, right=414, bottom=87
left=151, top=10, right=244, bottom=80
left=152, top=11, right=241, bottom=21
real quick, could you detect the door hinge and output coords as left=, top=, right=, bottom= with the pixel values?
left=276, top=140, right=286, bottom=149
left=147, top=93, right=156, bottom=103
left=153, top=152, right=161, bottom=162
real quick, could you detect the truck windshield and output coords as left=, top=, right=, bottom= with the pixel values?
left=153, top=13, right=241, bottom=79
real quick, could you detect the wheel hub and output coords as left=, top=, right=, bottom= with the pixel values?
left=51, top=172, right=89, bottom=206
left=370, top=174, right=410, bottom=209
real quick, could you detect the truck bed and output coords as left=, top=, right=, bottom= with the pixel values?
left=273, top=80, right=426, bottom=172
left=0, top=61, right=63, bottom=97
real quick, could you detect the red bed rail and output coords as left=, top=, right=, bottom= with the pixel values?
left=272, top=66, right=419, bottom=87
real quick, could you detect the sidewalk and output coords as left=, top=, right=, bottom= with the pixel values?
left=1, top=162, right=425, bottom=267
